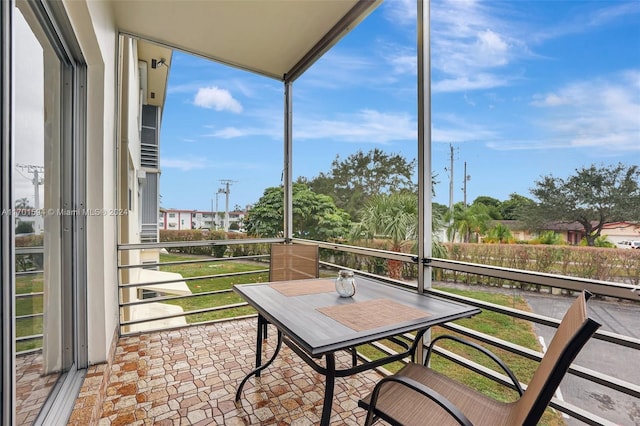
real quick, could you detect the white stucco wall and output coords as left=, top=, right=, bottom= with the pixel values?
left=63, top=0, right=119, bottom=364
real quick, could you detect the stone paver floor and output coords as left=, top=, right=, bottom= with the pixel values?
left=15, top=351, right=60, bottom=426
left=93, top=318, right=388, bottom=425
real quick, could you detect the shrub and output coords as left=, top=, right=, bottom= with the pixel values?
left=530, top=231, right=564, bottom=245
left=579, top=236, right=615, bottom=248
left=441, top=242, right=639, bottom=289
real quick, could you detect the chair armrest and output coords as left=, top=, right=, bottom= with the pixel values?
left=364, top=374, right=473, bottom=426
left=426, top=334, right=524, bottom=396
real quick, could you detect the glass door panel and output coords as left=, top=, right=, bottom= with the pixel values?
left=13, top=4, right=64, bottom=424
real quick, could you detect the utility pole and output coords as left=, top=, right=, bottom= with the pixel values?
left=219, top=179, right=237, bottom=231
left=16, top=164, right=44, bottom=210
left=215, top=190, right=222, bottom=229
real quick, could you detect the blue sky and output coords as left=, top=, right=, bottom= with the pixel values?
left=159, top=0, right=640, bottom=213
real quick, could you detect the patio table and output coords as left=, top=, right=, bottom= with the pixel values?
left=233, top=276, right=480, bottom=425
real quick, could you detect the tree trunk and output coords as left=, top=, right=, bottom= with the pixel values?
left=387, top=259, right=403, bottom=280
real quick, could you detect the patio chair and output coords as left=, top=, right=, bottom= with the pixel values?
left=359, top=290, right=601, bottom=426
left=267, top=243, right=359, bottom=366
left=269, top=243, right=319, bottom=281
left=260, top=243, right=320, bottom=339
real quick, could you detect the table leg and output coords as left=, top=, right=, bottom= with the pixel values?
left=255, top=315, right=265, bottom=374
left=320, top=353, right=336, bottom=426
left=235, top=316, right=283, bottom=402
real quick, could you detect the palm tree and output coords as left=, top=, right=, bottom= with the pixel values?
left=351, top=192, right=447, bottom=279
left=485, top=223, right=514, bottom=243
left=446, top=203, right=492, bottom=243
left=15, top=197, right=33, bottom=210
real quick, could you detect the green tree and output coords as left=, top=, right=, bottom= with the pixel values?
left=350, top=193, right=447, bottom=279
left=446, top=202, right=492, bottom=243
left=500, top=193, right=535, bottom=220
left=472, top=196, right=502, bottom=219
left=484, top=223, right=514, bottom=244
left=350, top=193, right=417, bottom=279
left=527, top=163, right=640, bottom=246
left=432, top=202, right=449, bottom=221
left=305, top=148, right=416, bottom=219
left=244, top=183, right=351, bottom=241
left=15, top=221, right=34, bottom=234
left=15, top=197, right=33, bottom=210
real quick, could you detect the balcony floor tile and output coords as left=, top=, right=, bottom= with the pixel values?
left=88, top=318, right=388, bottom=425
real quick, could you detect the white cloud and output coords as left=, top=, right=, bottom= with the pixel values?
left=207, top=127, right=247, bottom=139
left=433, top=73, right=510, bottom=93
left=530, top=2, right=640, bottom=43
left=294, top=110, right=415, bottom=143
left=161, top=157, right=207, bottom=171
left=432, top=113, right=498, bottom=143
left=531, top=93, right=567, bottom=107
left=529, top=72, right=640, bottom=152
left=167, top=81, right=205, bottom=95
left=383, top=0, right=416, bottom=26
left=475, top=29, right=509, bottom=67
left=302, top=51, right=393, bottom=89
left=376, top=39, right=417, bottom=77
left=193, top=86, right=243, bottom=113
left=203, top=125, right=278, bottom=139
left=428, top=1, right=523, bottom=92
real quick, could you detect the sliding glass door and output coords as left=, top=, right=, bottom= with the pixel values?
left=4, top=1, right=86, bottom=424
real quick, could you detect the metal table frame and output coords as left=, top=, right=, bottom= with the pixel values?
left=234, top=277, right=480, bottom=425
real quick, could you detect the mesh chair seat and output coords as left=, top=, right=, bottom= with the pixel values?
left=360, top=363, right=516, bottom=426
left=360, top=291, right=601, bottom=426
left=270, top=243, right=319, bottom=282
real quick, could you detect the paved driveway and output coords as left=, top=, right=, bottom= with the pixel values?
left=523, top=293, right=639, bottom=426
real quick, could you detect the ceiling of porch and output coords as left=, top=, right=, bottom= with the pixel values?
left=111, top=0, right=382, bottom=82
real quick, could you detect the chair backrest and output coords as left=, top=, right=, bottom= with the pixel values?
left=512, top=291, right=601, bottom=425
left=269, top=243, right=319, bottom=282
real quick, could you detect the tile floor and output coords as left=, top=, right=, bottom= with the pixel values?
left=15, top=351, right=60, bottom=426
left=71, top=318, right=389, bottom=425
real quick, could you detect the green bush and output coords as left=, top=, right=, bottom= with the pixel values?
left=579, top=236, right=615, bottom=248
left=15, top=234, right=44, bottom=272
left=530, top=231, right=564, bottom=245
left=159, top=229, right=228, bottom=256
left=441, top=243, right=640, bottom=288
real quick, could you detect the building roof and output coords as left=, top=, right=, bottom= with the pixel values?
left=602, top=221, right=640, bottom=230
left=111, top=0, right=382, bottom=82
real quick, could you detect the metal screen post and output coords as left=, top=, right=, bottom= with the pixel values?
left=416, top=0, right=432, bottom=363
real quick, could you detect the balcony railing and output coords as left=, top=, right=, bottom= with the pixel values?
left=115, top=237, right=640, bottom=425
left=15, top=246, right=44, bottom=355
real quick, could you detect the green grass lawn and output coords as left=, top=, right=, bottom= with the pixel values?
left=15, top=272, right=44, bottom=352
left=157, top=252, right=267, bottom=322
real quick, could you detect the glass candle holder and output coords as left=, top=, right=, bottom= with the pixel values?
left=335, top=270, right=356, bottom=297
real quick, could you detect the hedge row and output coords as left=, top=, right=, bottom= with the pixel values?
left=322, top=242, right=640, bottom=289
left=156, top=232, right=640, bottom=289
left=159, top=230, right=270, bottom=258
left=442, top=243, right=640, bottom=288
